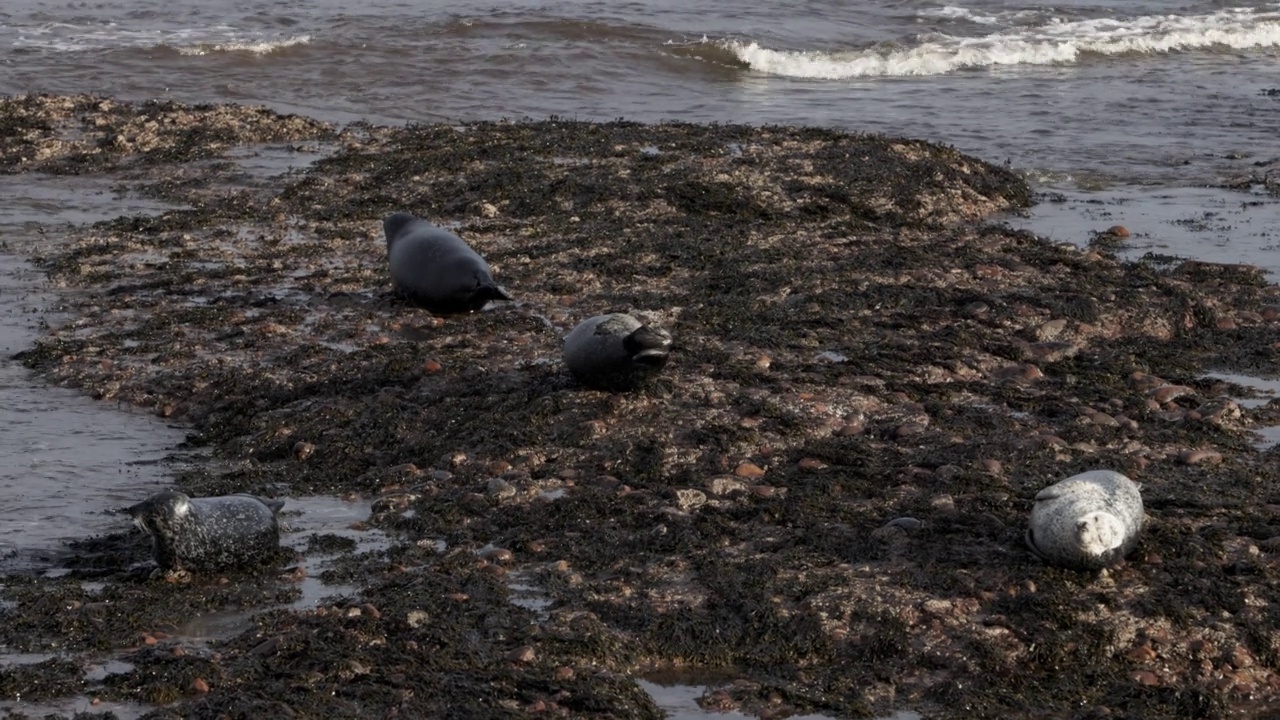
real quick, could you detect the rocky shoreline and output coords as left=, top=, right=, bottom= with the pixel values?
left=3, top=93, right=1280, bottom=718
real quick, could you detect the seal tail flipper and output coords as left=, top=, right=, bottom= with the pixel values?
left=263, top=498, right=286, bottom=516
left=623, top=325, right=672, bottom=368
left=475, top=283, right=513, bottom=304
left=1024, top=527, right=1046, bottom=560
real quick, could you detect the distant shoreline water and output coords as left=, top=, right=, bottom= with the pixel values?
left=3, top=0, right=1278, bottom=189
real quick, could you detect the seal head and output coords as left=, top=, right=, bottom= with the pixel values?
left=382, top=212, right=512, bottom=315
left=1025, top=469, right=1144, bottom=570
left=563, top=313, right=673, bottom=391
left=127, top=490, right=285, bottom=573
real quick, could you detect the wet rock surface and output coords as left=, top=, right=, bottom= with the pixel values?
left=4, top=93, right=1280, bottom=718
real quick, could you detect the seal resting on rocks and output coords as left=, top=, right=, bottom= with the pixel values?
left=1026, top=470, right=1144, bottom=570
left=382, top=211, right=512, bottom=314
left=127, top=491, right=285, bottom=573
left=563, top=313, right=672, bottom=391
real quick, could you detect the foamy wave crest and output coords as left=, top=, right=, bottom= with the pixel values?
left=727, top=6, right=1280, bottom=79
left=12, top=23, right=310, bottom=55
left=916, top=5, right=1039, bottom=26
left=177, top=36, right=311, bottom=56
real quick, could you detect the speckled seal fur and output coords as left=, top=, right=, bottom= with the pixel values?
left=563, top=313, right=672, bottom=391
left=127, top=491, right=285, bottom=572
left=382, top=211, right=512, bottom=315
left=1026, top=469, right=1144, bottom=570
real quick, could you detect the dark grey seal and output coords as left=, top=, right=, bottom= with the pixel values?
left=127, top=491, right=284, bottom=573
left=563, top=313, right=672, bottom=391
left=383, top=211, right=512, bottom=314
left=1025, top=469, right=1144, bottom=570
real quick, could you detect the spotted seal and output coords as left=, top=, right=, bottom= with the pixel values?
left=1025, top=469, right=1144, bottom=570
left=383, top=211, right=512, bottom=314
left=563, top=313, right=672, bottom=391
left=126, top=491, right=284, bottom=573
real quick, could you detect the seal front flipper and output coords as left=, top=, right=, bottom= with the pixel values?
left=1024, top=527, right=1046, bottom=560
left=474, top=280, right=513, bottom=305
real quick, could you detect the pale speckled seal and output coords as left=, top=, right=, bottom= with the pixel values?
left=127, top=491, right=284, bottom=573
left=563, top=313, right=672, bottom=391
left=1026, top=469, right=1144, bottom=570
left=383, top=211, right=512, bottom=314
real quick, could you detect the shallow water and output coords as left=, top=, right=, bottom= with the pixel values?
left=169, top=495, right=388, bottom=643
left=637, top=678, right=923, bottom=720
left=1009, top=184, right=1280, bottom=276
left=2, top=0, right=1279, bottom=189
left=0, top=176, right=190, bottom=564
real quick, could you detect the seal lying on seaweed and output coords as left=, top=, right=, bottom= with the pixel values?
left=127, top=491, right=284, bottom=574
left=1026, top=470, right=1144, bottom=570
left=563, top=313, right=673, bottom=391
left=383, top=211, right=512, bottom=314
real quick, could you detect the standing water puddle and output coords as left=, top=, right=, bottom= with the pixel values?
left=1006, top=184, right=1280, bottom=276
left=168, top=495, right=388, bottom=644
left=1202, top=371, right=1280, bottom=451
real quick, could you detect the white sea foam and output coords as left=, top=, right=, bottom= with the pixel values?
left=916, top=5, right=1039, bottom=26
left=726, top=6, right=1280, bottom=78
left=176, top=36, right=312, bottom=56
left=11, top=22, right=310, bottom=55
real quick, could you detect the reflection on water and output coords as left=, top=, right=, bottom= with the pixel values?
left=1007, top=185, right=1280, bottom=278
left=637, top=678, right=922, bottom=720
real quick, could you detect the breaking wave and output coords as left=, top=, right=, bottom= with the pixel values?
left=725, top=5, right=1280, bottom=78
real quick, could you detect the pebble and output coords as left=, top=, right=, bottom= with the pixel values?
left=797, top=457, right=828, bottom=471
left=486, top=478, right=517, bottom=500
left=1126, top=644, right=1157, bottom=663
left=673, top=488, right=707, bottom=510
left=1179, top=449, right=1223, bottom=466
left=894, top=422, right=928, bottom=440
left=507, top=645, right=537, bottom=663
left=1104, top=225, right=1131, bottom=238
left=833, top=421, right=864, bottom=437
left=880, top=512, right=921, bottom=530
left=705, top=476, right=747, bottom=496
left=553, top=667, right=575, bottom=681
left=423, top=359, right=443, bottom=373
left=994, top=363, right=1043, bottom=384
left=734, top=462, right=766, bottom=478
left=1033, top=318, right=1068, bottom=341
left=480, top=546, right=515, bottom=564
left=1129, top=670, right=1160, bottom=687
left=749, top=484, right=786, bottom=499
left=978, top=458, right=1003, bottom=475
left=192, top=678, right=210, bottom=694
left=1149, top=384, right=1195, bottom=404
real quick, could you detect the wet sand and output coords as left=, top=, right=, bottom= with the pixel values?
left=2, top=94, right=1280, bottom=718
